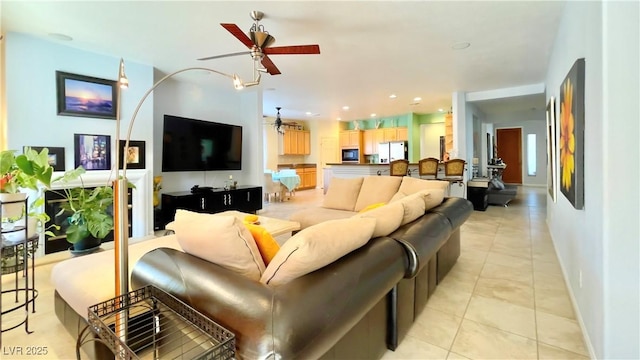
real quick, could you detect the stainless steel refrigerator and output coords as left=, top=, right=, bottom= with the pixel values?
left=378, top=141, right=408, bottom=163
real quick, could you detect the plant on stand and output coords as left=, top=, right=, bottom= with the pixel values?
left=0, top=148, right=55, bottom=236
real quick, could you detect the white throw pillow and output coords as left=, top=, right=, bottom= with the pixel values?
left=171, top=210, right=265, bottom=281
left=353, top=202, right=404, bottom=238
left=322, top=177, right=364, bottom=211
left=260, top=217, right=376, bottom=286
left=424, top=189, right=445, bottom=211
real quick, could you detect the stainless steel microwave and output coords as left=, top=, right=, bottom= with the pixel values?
left=341, top=148, right=359, bottom=163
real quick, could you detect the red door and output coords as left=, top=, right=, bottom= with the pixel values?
left=496, top=128, right=522, bottom=184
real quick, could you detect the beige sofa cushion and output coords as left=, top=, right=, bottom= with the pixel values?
left=261, top=217, right=376, bottom=286
left=397, top=177, right=449, bottom=195
left=353, top=201, right=404, bottom=238
left=172, top=210, right=266, bottom=281
left=51, top=235, right=183, bottom=319
left=353, top=176, right=403, bottom=211
left=322, top=177, right=364, bottom=211
left=391, top=188, right=446, bottom=212
left=397, top=191, right=428, bottom=225
left=290, top=207, right=356, bottom=230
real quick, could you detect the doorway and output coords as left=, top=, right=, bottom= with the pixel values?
left=496, top=128, right=523, bottom=184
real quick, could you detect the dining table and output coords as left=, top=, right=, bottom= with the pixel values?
left=272, top=170, right=301, bottom=194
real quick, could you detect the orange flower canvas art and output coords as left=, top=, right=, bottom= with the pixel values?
left=559, top=58, right=585, bottom=209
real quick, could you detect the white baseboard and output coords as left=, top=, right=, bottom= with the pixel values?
left=547, top=218, right=598, bottom=359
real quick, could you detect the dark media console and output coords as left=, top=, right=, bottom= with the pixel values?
left=160, top=186, right=263, bottom=229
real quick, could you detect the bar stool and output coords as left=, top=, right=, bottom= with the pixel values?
left=418, top=157, right=440, bottom=179
left=442, top=159, right=466, bottom=196
left=389, top=159, right=409, bottom=177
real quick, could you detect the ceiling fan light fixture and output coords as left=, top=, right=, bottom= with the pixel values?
left=250, top=31, right=276, bottom=49
left=233, top=74, right=244, bottom=89
left=274, top=107, right=285, bottom=134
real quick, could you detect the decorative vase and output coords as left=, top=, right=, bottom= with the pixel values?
left=69, top=235, right=102, bottom=255
left=0, top=193, right=27, bottom=230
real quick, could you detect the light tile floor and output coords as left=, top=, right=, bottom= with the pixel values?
left=1, top=186, right=589, bottom=359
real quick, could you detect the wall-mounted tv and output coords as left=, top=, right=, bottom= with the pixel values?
left=162, top=114, right=242, bottom=172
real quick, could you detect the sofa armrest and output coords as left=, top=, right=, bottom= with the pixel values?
left=389, top=213, right=452, bottom=278
left=429, top=197, right=473, bottom=229
left=131, top=236, right=407, bottom=359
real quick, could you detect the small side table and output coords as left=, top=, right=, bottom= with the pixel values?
left=467, top=178, right=490, bottom=211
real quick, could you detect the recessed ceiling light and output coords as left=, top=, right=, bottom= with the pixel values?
left=413, top=97, right=422, bottom=102
left=337, top=117, right=342, bottom=121
left=305, top=111, right=312, bottom=116
left=48, top=33, right=73, bottom=41
left=389, top=94, right=397, bottom=99
left=370, top=113, right=377, bottom=117
left=438, top=108, right=444, bottom=112
left=452, top=42, right=471, bottom=50
left=342, top=106, right=350, bottom=111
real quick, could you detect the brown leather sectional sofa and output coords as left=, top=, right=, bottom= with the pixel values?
left=128, top=196, right=473, bottom=359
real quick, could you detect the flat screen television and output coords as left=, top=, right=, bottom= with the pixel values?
left=162, top=114, right=242, bottom=172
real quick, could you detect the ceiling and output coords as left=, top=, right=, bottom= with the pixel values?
left=1, top=1, right=564, bottom=121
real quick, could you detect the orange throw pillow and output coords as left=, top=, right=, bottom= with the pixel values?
left=244, top=223, right=280, bottom=266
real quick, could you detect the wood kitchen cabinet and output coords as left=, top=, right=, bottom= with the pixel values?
left=339, top=130, right=362, bottom=148
left=363, top=128, right=408, bottom=154
left=281, top=129, right=310, bottom=155
left=296, top=167, right=317, bottom=190
left=363, top=130, right=376, bottom=155
left=383, top=128, right=398, bottom=142
left=445, top=114, right=453, bottom=154
left=396, top=127, right=408, bottom=141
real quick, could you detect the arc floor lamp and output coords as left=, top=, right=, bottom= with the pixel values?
left=113, top=60, right=261, bottom=301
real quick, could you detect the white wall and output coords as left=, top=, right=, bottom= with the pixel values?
left=5, top=32, right=155, bottom=237
left=152, top=73, right=262, bottom=192
left=545, top=1, right=639, bottom=358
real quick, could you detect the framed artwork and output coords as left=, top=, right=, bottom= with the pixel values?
left=559, top=58, right=585, bottom=210
left=546, top=97, right=557, bottom=202
left=24, top=146, right=66, bottom=172
left=119, top=140, right=146, bottom=170
left=74, top=134, right=111, bottom=171
left=56, top=71, right=117, bottom=119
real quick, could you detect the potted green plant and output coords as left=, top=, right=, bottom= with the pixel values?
left=1, top=148, right=54, bottom=230
left=56, top=179, right=114, bottom=253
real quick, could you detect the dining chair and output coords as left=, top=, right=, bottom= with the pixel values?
left=264, top=172, right=284, bottom=202
left=418, top=157, right=440, bottom=179
left=389, top=159, right=410, bottom=177
left=442, top=159, right=467, bottom=196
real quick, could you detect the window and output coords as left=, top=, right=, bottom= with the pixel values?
left=527, top=134, right=536, bottom=176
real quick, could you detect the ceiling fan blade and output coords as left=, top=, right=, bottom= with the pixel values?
left=197, top=51, right=251, bottom=61
left=261, top=55, right=281, bottom=75
left=221, top=23, right=254, bottom=48
left=265, top=45, right=320, bottom=55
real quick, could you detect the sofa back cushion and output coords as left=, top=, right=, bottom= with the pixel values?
left=397, top=177, right=449, bottom=195
left=391, top=188, right=446, bottom=213
left=171, top=210, right=266, bottom=280
left=260, top=217, right=376, bottom=286
left=322, top=177, right=364, bottom=211
left=397, top=191, right=428, bottom=225
left=353, top=201, right=404, bottom=238
left=353, top=176, right=403, bottom=212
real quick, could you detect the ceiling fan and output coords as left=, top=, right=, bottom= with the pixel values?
left=198, top=11, right=320, bottom=76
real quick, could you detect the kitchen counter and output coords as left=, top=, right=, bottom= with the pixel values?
left=325, top=162, right=420, bottom=178
left=277, top=163, right=317, bottom=169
